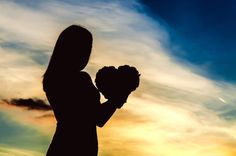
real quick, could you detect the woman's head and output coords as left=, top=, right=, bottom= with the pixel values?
left=50, top=25, right=92, bottom=72
left=43, top=25, right=93, bottom=90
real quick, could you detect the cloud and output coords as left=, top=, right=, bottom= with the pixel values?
left=0, top=45, right=46, bottom=99
left=0, top=41, right=49, bottom=65
left=3, top=98, right=51, bottom=111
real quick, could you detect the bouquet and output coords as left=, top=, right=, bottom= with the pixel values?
left=95, top=65, right=140, bottom=108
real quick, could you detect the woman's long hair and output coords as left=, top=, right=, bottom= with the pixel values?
left=43, top=25, right=93, bottom=91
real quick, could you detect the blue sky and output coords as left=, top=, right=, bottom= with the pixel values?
left=140, top=0, right=236, bottom=83
left=1, top=0, right=236, bottom=155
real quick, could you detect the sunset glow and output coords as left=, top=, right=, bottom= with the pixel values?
left=1, top=0, right=236, bottom=156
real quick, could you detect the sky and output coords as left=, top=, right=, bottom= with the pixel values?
left=0, top=0, right=236, bottom=156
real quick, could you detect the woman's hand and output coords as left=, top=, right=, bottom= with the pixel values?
left=109, top=92, right=130, bottom=109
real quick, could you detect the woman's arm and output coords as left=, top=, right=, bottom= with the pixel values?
left=96, top=100, right=121, bottom=127
left=96, top=91, right=131, bottom=127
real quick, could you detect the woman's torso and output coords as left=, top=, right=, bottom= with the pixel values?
left=45, top=71, right=100, bottom=155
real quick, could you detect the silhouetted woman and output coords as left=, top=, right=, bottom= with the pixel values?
left=43, top=25, right=126, bottom=156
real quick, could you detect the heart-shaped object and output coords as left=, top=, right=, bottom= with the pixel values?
left=95, top=65, right=140, bottom=99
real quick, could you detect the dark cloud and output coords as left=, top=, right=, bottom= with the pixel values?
left=3, top=98, right=52, bottom=111
left=37, top=113, right=54, bottom=118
